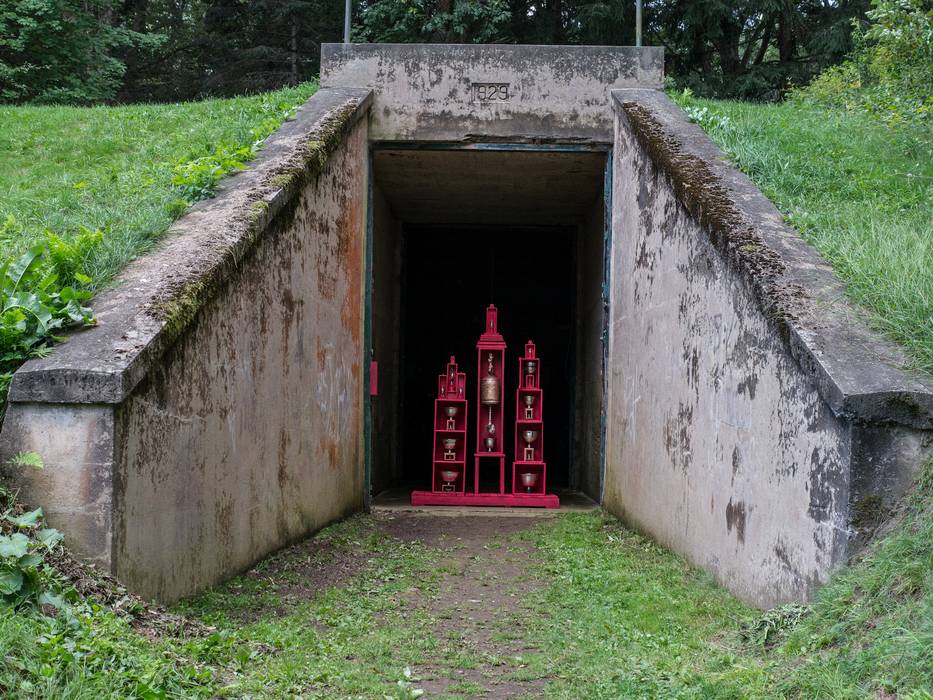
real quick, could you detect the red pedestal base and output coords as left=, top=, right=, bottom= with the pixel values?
left=410, top=491, right=560, bottom=509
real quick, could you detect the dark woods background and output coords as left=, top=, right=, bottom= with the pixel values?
left=0, top=0, right=870, bottom=104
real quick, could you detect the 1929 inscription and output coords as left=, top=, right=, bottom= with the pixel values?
left=471, top=82, right=510, bottom=102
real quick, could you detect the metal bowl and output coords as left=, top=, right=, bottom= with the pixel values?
left=440, top=469, right=459, bottom=483
left=521, top=430, right=539, bottom=444
left=444, top=405, right=459, bottom=418
left=442, top=438, right=457, bottom=450
left=520, top=472, right=539, bottom=488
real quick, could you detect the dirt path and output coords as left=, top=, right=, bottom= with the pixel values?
left=380, top=513, right=552, bottom=699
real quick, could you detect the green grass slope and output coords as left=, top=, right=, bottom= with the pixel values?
left=0, top=83, right=316, bottom=409
left=762, top=460, right=933, bottom=698
left=675, top=93, right=933, bottom=376
left=0, top=83, right=316, bottom=287
left=0, top=464, right=929, bottom=698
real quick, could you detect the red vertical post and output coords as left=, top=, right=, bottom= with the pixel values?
left=475, top=305, right=507, bottom=494
left=429, top=356, right=467, bottom=493
left=513, top=340, right=546, bottom=495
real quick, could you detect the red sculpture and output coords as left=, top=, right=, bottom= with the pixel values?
left=512, top=340, right=556, bottom=505
left=411, top=306, right=559, bottom=509
left=475, top=305, right=507, bottom=494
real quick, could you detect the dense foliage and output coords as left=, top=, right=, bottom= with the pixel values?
left=794, top=0, right=933, bottom=123
left=0, top=0, right=881, bottom=102
left=0, top=238, right=96, bottom=418
left=0, top=0, right=156, bottom=104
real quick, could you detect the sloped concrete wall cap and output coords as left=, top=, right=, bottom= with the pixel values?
left=8, top=87, right=373, bottom=405
left=611, top=88, right=933, bottom=428
left=321, top=43, right=664, bottom=142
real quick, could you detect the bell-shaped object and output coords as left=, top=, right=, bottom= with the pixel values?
left=480, top=352, right=500, bottom=405
left=481, top=373, right=500, bottom=405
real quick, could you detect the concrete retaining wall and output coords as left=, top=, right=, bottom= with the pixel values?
left=0, top=88, right=372, bottom=601
left=322, top=43, right=663, bottom=143
left=605, top=89, right=932, bottom=607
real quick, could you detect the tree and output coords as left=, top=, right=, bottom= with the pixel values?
left=0, top=0, right=157, bottom=103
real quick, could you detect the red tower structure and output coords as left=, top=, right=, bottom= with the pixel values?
left=474, top=305, right=507, bottom=494
left=411, top=308, right=558, bottom=509
left=430, top=356, right=467, bottom=492
left=511, top=340, right=558, bottom=507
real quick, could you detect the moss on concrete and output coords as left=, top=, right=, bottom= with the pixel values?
left=151, top=99, right=365, bottom=345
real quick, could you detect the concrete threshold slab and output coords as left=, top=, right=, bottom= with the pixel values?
left=371, top=487, right=598, bottom=517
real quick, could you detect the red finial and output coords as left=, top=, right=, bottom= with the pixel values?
left=486, top=305, right=497, bottom=332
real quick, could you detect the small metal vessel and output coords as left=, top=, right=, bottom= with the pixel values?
left=520, top=471, right=539, bottom=492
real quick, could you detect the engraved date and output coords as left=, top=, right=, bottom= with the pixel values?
left=471, top=82, right=510, bottom=102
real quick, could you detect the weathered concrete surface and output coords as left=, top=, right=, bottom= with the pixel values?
left=1, top=88, right=372, bottom=601
left=372, top=148, right=606, bottom=225
left=572, top=200, right=607, bottom=500
left=370, top=183, right=403, bottom=495
left=322, top=43, right=663, bottom=143
left=0, top=404, right=115, bottom=568
left=605, top=89, right=933, bottom=607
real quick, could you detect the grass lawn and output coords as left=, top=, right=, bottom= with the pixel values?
left=677, top=94, right=933, bottom=376
left=0, top=465, right=930, bottom=698
left=0, top=83, right=316, bottom=288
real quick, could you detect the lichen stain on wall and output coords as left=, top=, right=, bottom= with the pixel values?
left=112, top=118, right=369, bottom=602
left=606, top=111, right=851, bottom=608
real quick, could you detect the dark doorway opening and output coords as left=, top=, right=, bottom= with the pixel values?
left=399, top=225, right=576, bottom=489
left=369, top=146, right=608, bottom=503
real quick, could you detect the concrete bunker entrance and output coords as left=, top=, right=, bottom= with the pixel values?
left=369, top=146, right=609, bottom=501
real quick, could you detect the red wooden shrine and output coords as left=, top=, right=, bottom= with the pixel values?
left=427, top=356, right=467, bottom=493
left=512, top=341, right=559, bottom=507
left=474, top=304, right=507, bottom=494
left=411, top=307, right=559, bottom=509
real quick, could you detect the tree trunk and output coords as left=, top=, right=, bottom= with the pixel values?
left=551, top=0, right=562, bottom=44
left=740, top=19, right=766, bottom=69
left=715, top=19, right=742, bottom=78
left=290, top=16, right=298, bottom=85
left=432, top=0, right=453, bottom=42
left=753, top=18, right=773, bottom=65
left=777, top=5, right=795, bottom=64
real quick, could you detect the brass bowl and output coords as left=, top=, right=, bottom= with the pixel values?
left=442, top=438, right=457, bottom=450
left=444, top=405, right=459, bottom=418
left=440, top=469, right=459, bottom=483
left=522, top=430, right=539, bottom=444
left=520, top=472, right=539, bottom=487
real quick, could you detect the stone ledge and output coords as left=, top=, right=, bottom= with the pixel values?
left=9, top=87, right=373, bottom=405
left=611, top=89, right=933, bottom=429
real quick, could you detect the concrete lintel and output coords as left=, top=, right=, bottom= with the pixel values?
left=9, top=87, right=373, bottom=405
left=611, top=88, right=933, bottom=429
left=322, top=43, right=663, bottom=143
